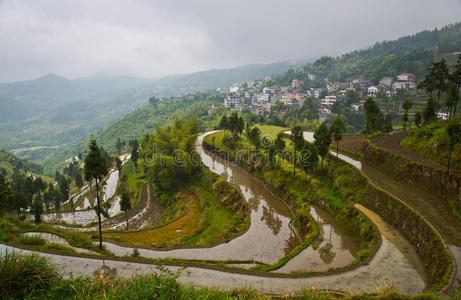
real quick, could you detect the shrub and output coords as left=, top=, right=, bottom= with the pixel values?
left=0, top=251, right=61, bottom=299
left=131, top=248, right=140, bottom=258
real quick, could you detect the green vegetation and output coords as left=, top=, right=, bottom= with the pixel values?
left=83, top=140, right=108, bottom=249
left=401, top=117, right=461, bottom=171
left=103, top=117, right=249, bottom=248
left=302, top=23, right=461, bottom=83
left=0, top=216, right=111, bottom=255
left=205, top=126, right=380, bottom=273
left=0, top=150, right=44, bottom=177
left=3, top=250, right=458, bottom=299
left=0, top=252, right=61, bottom=299
left=105, top=169, right=249, bottom=248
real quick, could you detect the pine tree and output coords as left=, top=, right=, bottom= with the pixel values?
left=120, top=191, right=132, bottom=230
left=423, top=96, right=437, bottom=124
left=402, top=100, right=413, bottom=131
left=32, top=198, right=43, bottom=224
left=131, top=139, right=139, bottom=168
left=329, top=117, right=345, bottom=158
left=84, top=140, right=108, bottom=249
left=290, top=126, right=304, bottom=175
left=314, top=122, right=331, bottom=168
left=116, top=138, right=123, bottom=155
left=300, top=141, right=318, bottom=175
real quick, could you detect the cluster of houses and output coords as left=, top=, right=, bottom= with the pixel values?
left=320, top=72, right=417, bottom=114
left=207, top=72, right=418, bottom=118
left=215, top=78, right=323, bottom=116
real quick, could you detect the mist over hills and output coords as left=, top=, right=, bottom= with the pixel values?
left=0, top=61, right=294, bottom=161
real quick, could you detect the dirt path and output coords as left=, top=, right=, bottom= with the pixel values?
left=371, top=133, right=448, bottom=171
left=362, top=163, right=461, bottom=246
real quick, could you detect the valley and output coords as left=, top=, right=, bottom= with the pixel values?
left=1, top=12, right=461, bottom=299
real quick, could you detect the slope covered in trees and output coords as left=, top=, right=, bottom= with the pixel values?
left=270, top=23, right=461, bottom=86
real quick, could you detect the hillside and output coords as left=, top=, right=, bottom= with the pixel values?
left=401, top=117, right=461, bottom=171
left=0, top=150, right=44, bottom=178
left=41, top=93, right=223, bottom=173
left=301, top=22, right=461, bottom=83
left=0, top=62, right=293, bottom=163
left=42, top=23, right=461, bottom=173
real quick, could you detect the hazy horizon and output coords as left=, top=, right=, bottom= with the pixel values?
left=1, top=0, right=461, bottom=83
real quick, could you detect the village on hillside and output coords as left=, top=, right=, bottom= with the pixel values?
left=201, top=71, right=440, bottom=123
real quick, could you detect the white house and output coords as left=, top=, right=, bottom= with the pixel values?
left=437, top=112, right=449, bottom=120
left=321, top=95, right=337, bottom=106
left=351, top=103, right=363, bottom=112
left=367, top=85, right=379, bottom=97
left=224, top=95, right=241, bottom=109
left=256, top=93, right=270, bottom=103
left=396, top=72, right=416, bottom=83
left=263, top=87, right=273, bottom=94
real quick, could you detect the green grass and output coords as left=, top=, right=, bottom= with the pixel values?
left=256, top=125, right=287, bottom=137
left=18, top=235, right=46, bottom=246
left=401, top=118, right=461, bottom=171
left=104, top=168, right=249, bottom=248
left=1, top=251, right=457, bottom=299
left=0, top=251, right=61, bottom=299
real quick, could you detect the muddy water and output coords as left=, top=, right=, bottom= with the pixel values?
left=355, top=204, right=428, bottom=287
left=276, top=205, right=360, bottom=273
left=102, top=132, right=359, bottom=270
left=0, top=241, right=426, bottom=294
left=104, top=131, right=298, bottom=264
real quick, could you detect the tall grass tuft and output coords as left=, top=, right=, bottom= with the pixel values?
left=18, top=235, right=46, bottom=246
left=0, top=251, right=61, bottom=299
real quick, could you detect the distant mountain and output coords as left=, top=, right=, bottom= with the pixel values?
left=0, top=61, right=294, bottom=163
left=154, top=62, right=294, bottom=93
left=0, top=73, right=152, bottom=113
left=0, top=96, right=36, bottom=121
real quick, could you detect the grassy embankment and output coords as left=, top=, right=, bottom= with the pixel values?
left=0, top=157, right=249, bottom=259
left=203, top=126, right=380, bottom=273
left=1, top=250, right=457, bottom=300
left=0, top=216, right=111, bottom=256
left=401, top=118, right=461, bottom=171
left=103, top=154, right=249, bottom=248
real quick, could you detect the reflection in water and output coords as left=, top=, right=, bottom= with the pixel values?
left=261, top=206, right=282, bottom=235
left=283, top=233, right=299, bottom=256
left=276, top=205, right=360, bottom=273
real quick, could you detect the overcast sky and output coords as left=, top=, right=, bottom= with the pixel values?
left=0, top=0, right=461, bottom=82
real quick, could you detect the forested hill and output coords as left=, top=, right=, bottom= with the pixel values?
left=0, top=150, right=44, bottom=178
left=298, top=22, right=461, bottom=83
left=42, top=93, right=222, bottom=173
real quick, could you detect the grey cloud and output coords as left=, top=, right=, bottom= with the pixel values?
left=0, top=0, right=460, bottom=82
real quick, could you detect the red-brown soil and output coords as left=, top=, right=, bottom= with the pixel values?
left=371, top=133, right=447, bottom=171
left=337, top=135, right=367, bottom=154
